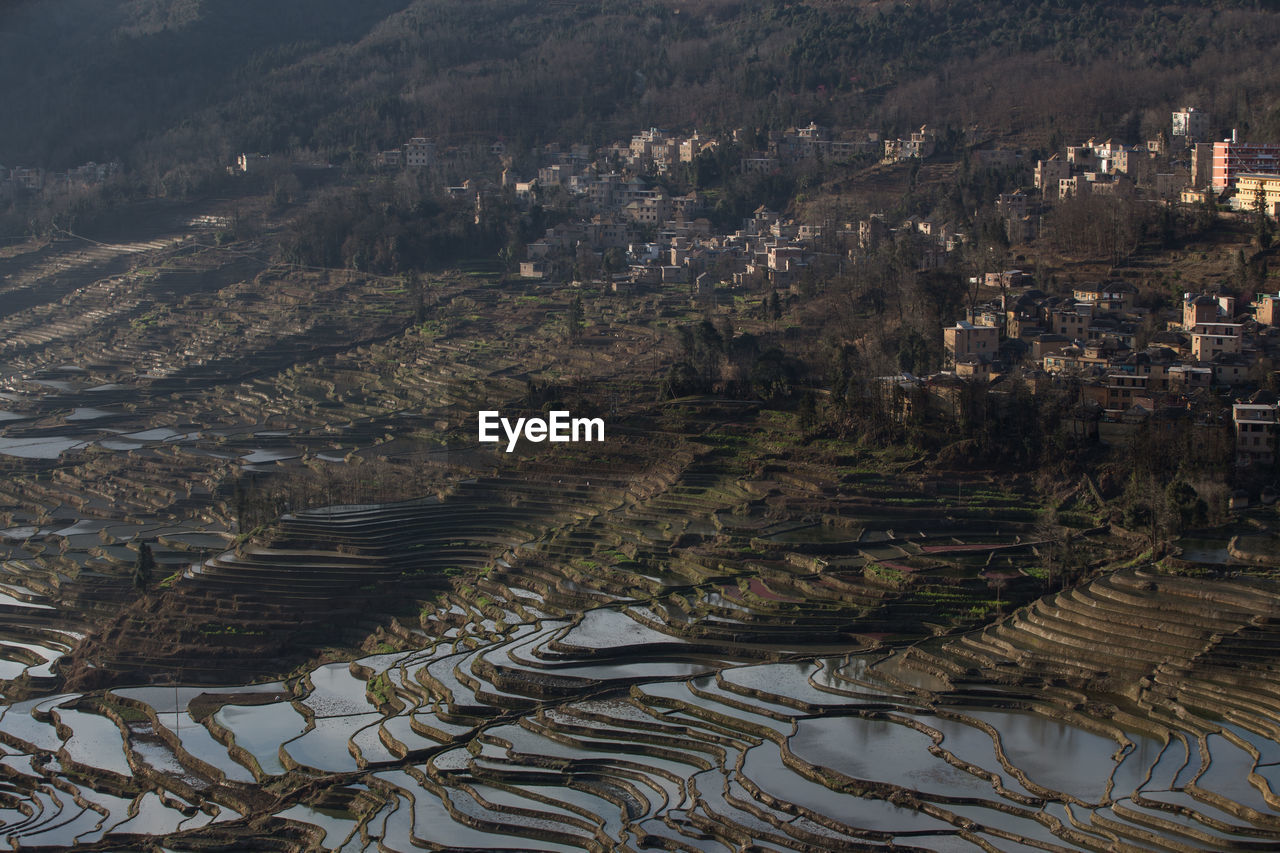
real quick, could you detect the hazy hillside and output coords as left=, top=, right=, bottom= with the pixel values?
left=4, top=0, right=1280, bottom=174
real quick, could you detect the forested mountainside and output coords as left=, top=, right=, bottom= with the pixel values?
left=4, top=0, right=1280, bottom=175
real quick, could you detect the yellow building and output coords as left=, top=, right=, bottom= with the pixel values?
left=1235, top=173, right=1280, bottom=216
left=944, top=321, right=998, bottom=365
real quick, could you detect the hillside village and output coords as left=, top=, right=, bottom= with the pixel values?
left=258, top=106, right=1280, bottom=483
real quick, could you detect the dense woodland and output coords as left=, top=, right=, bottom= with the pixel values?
left=5, top=1, right=1280, bottom=179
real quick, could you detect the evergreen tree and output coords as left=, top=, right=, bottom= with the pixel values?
left=567, top=295, right=584, bottom=342
left=133, top=542, right=156, bottom=593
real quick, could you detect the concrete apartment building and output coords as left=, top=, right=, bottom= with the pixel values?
left=1210, top=136, right=1280, bottom=191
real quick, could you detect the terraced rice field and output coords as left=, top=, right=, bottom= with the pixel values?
left=3, top=216, right=1280, bottom=850
left=3, top=555, right=1280, bottom=851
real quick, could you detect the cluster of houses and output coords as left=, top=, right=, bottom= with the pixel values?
left=1033, top=107, right=1211, bottom=204
left=374, top=123, right=898, bottom=182
left=243, top=106, right=1280, bottom=475
left=230, top=119, right=954, bottom=292
left=0, top=161, right=120, bottom=196
left=519, top=201, right=975, bottom=295
left=737, top=122, right=930, bottom=173
left=520, top=204, right=833, bottom=293
left=1025, top=109, right=1280, bottom=230
left=506, top=123, right=965, bottom=290
left=933, top=275, right=1280, bottom=468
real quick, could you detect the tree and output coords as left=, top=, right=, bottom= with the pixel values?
left=1035, top=508, right=1072, bottom=592
left=134, top=542, right=157, bottom=593
left=986, top=572, right=1010, bottom=616
left=566, top=294, right=584, bottom=342
left=1255, top=192, right=1275, bottom=250
left=602, top=247, right=626, bottom=274
left=410, top=271, right=426, bottom=324
left=1167, top=480, right=1208, bottom=532
left=798, top=392, right=818, bottom=431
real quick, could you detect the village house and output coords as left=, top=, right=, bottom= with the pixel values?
left=944, top=321, right=998, bottom=365
left=1255, top=293, right=1280, bottom=326
left=1047, top=304, right=1092, bottom=340
left=404, top=138, right=435, bottom=168
left=1234, top=391, right=1279, bottom=467
left=1072, top=282, right=1133, bottom=311
left=236, top=153, right=270, bottom=173
left=1035, top=156, right=1070, bottom=198
left=1189, top=322, right=1243, bottom=361
left=741, top=154, right=780, bottom=174
left=1182, top=293, right=1228, bottom=328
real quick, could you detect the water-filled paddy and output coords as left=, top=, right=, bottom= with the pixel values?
left=741, top=740, right=959, bottom=833
left=789, top=714, right=1002, bottom=797
left=0, top=435, right=88, bottom=458
left=65, top=407, right=116, bottom=421
left=241, top=447, right=300, bottom=463
left=212, top=701, right=307, bottom=775
left=556, top=607, right=687, bottom=650
left=948, top=708, right=1129, bottom=803
left=285, top=713, right=380, bottom=772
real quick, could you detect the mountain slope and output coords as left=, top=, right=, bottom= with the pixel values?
left=3, top=0, right=1280, bottom=173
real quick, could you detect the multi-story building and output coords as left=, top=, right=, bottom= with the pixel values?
left=1235, top=173, right=1280, bottom=216
left=944, top=321, right=998, bottom=365
left=859, top=215, right=888, bottom=250
left=679, top=132, right=717, bottom=163
left=1073, top=282, right=1132, bottom=311
left=623, top=195, right=671, bottom=225
left=630, top=127, right=666, bottom=160
left=1256, top=292, right=1280, bottom=326
left=1048, top=306, right=1092, bottom=340
left=1190, top=143, right=1214, bottom=189
left=1035, top=156, right=1070, bottom=199
left=1059, top=175, right=1090, bottom=199
left=1189, top=322, right=1243, bottom=361
left=1104, top=373, right=1150, bottom=412
left=740, top=155, right=779, bottom=174
left=1172, top=107, right=1210, bottom=144
left=1183, top=293, right=1221, bottom=329
left=11, top=167, right=43, bottom=189
left=1234, top=394, right=1278, bottom=467
left=1210, top=137, right=1280, bottom=191
left=1066, top=141, right=1098, bottom=169
left=405, top=138, right=435, bottom=168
